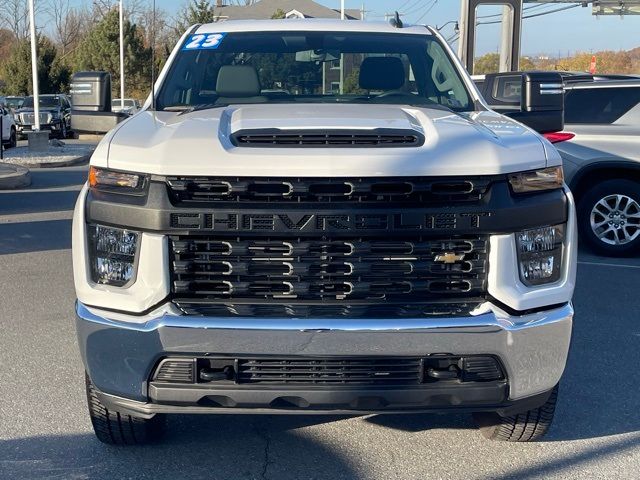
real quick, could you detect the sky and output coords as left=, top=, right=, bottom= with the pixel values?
left=153, top=0, right=639, bottom=55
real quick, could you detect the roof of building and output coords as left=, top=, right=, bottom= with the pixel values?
left=214, top=0, right=361, bottom=20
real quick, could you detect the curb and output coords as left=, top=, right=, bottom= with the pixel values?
left=21, top=153, right=92, bottom=169
left=0, top=163, right=31, bottom=189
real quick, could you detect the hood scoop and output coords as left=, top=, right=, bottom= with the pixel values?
left=231, top=129, right=424, bottom=148
left=221, top=104, right=425, bottom=148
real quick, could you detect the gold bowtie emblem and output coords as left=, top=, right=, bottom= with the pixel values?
left=434, top=252, right=465, bottom=264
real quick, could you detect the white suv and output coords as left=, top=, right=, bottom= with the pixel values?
left=72, top=19, right=577, bottom=445
left=0, top=99, right=17, bottom=149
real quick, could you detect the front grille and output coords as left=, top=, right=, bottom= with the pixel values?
left=173, top=301, right=483, bottom=318
left=166, top=176, right=492, bottom=205
left=231, top=129, right=424, bottom=148
left=171, top=236, right=488, bottom=314
left=237, top=358, right=423, bottom=385
left=160, top=355, right=505, bottom=386
left=20, top=112, right=50, bottom=125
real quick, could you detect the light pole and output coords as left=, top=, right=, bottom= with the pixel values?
left=339, top=1, right=345, bottom=94
left=28, top=0, right=40, bottom=132
left=120, top=0, right=125, bottom=109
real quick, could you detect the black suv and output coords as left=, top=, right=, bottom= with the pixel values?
left=15, top=94, right=72, bottom=139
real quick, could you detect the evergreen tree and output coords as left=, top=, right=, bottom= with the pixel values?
left=74, top=9, right=151, bottom=98
left=175, top=1, right=217, bottom=38
left=1, top=35, right=70, bottom=95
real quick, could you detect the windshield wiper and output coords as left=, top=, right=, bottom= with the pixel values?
left=162, top=104, right=223, bottom=115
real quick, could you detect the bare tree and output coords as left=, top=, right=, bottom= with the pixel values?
left=91, top=0, right=146, bottom=21
left=46, top=0, right=84, bottom=56
left=137, top=4, right=171, bottom=49
left=0, top=0, right=31, bottom=41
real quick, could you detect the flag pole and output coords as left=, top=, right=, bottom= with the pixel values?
left=120, top=0, right=125, bottom=109
left=28, top=0, right=40, bottom=131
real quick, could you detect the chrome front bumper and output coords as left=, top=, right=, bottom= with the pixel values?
left=76, top=302, right=573, bottom=404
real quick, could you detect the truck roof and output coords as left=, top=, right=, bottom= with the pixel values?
left=196, top=18, right=432, bottom=36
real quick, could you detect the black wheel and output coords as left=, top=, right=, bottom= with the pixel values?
left=8, top=128, right=17, bottom=149
left=85, top=374, right=166, bottom=445
left=473, top=384, right=559, bottom=442
left=577, top=179, right=640, bottom=256
left=59, top=122, right=68, bottom=140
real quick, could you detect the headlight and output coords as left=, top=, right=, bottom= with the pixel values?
left=14, top=114, right=21, bottom=123
left=89, top=225, right=139, bottom=287
left=89, top=166, right=147, bottom=193
left=509, top=167, right=563, bottom=193
left=516, top=224, right=564, bottom=286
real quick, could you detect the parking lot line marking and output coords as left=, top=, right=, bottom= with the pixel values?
left=0, top=210, right=73, bottom=224
left=578, top=261, right=640, bottom=270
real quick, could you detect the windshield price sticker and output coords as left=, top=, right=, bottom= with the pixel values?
left=183, top=33, right=227, bottom=51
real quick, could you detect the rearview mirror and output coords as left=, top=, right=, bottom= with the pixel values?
left=295, top=49, right=340, bottom=63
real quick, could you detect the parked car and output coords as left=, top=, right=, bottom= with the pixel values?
left=475, top=74, right=640, bottom=256
left=0, top=100, right=18, bottom=149
left=557, top=79, right=640, bottom=256
left=73, top=19, right=577, bottom=445
left=14, top=94, right=73, bottom=139
left=111, top=98, right=140, bottom=116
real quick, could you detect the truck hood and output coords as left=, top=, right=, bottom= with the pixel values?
left=99, top=104, right=550, bottom=176
left=16, top=107, right=58, bottom=114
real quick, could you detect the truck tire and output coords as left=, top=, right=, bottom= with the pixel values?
left=85, top=374, right=166, bottom=445
left=577, top=179, right=640, bottom=256
left=8, top=128, right=17, bottom=149
left=472, top=384, right=558, bottom=442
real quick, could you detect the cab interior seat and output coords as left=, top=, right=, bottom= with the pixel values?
left=215, top=65, right=268, bottom=104
left=359, top=56, right=413, bottom=101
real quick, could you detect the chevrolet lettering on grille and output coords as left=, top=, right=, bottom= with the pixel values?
left=169, top=212, right=492, bottom=232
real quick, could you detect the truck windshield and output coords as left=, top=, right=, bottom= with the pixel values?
left=22, top=96, right=60, bottom=108
left=157, top=31, right=473, bottom=112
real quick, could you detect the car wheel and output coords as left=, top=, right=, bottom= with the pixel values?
left=8, top=128, right=17, bottom=149
left=577, top=179, right=640, bottom=256
left=473, top=384, right=559, bottom=442
left=85, top=373, right=166, bottom=445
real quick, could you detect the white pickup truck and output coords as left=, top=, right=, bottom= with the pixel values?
left=73, top=19, right=577, bottom=445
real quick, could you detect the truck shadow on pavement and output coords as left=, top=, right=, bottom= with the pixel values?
left=365, top=263, right=640, bottom=443
left=0, top=416, right=361, bottom=480
left=23, top=168, right=88, bottom=190
left=0, top=219, right=71, bottom=255
left=0, top=190, right=80, bottom=216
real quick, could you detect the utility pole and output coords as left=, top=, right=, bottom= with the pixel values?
left=120, top=0, right=125, bottom=109
left=28, top=0, right=40, bottom=132
left=339, top=0, right=345, bottom=94
left=499, top=6, right=514, bottom=72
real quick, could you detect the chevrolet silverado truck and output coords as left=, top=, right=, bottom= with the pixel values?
left=73, top=19, right=577, bottom=445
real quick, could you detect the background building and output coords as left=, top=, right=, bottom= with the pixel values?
left=213, top=0, right=362, bottom=21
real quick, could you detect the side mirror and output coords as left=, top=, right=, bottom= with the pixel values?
left=510, top=72, right=564, bottom=133
left=479, top=71, right=564, bottom=134
left=70, top=71, right=128, bottom=134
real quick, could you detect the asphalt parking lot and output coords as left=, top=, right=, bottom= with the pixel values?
left=1, top=165, right=639, bottom=480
